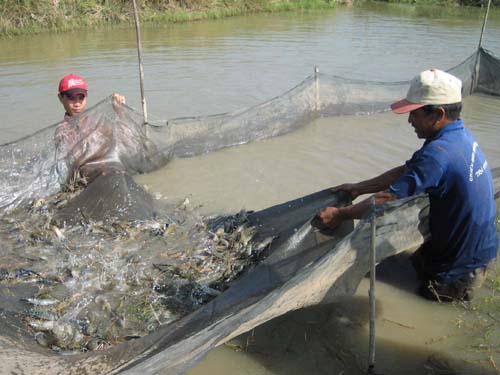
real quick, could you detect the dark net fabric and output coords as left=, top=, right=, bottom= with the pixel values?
left=0, top=48, right=499, bottom=375
left=477, top=48, right=500, bottom=95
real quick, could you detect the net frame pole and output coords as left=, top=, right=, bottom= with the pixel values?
left=132, top=0, right=148, bottom=126
left=314, top=66, right=320, bottom=112
left=471, top=0, right=492, bottom=94
left=368, top=196, right=377, bottom=373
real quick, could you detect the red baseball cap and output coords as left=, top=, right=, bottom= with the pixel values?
left=58, top=74, right=88, bottom=95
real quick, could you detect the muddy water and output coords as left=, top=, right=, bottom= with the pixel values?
left=1, top=2, right=500, bottom=374
left=1, top=3, right=500, bottom=142
left=168, top=94, right=500, bottom=375
left=136, top=95, right=500, bottom=215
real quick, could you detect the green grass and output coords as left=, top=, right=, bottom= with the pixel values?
left=0, top=0, right=342, bottom=37
left=375, top=0, right=500, bottom=6
left=2, top=0, right=498, bottom=37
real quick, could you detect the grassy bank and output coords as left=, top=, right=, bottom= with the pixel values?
left=377, top=0, right=499, bottom=7
left=2, top=0, right=498, bottom=37
left=0, top=0, right=343, bottom=37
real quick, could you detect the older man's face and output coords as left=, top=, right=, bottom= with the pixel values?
left=408, top=107, right=441, bottom=139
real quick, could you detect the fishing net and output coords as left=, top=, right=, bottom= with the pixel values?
left=0, top=48, right=499, bottom=374
left=2, top=48, right=499, bottom=213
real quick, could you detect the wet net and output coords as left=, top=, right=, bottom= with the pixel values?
left=0, top=48, right=499, bottom=375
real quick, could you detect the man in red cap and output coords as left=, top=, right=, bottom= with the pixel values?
left=316, top=69, right=498, bottom=302
left=55, top=74, right=127, bottom=183
left=58, top=74, right=125, bottom=117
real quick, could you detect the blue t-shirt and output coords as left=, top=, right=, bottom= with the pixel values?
left=389, top=119, right=498, bottom=282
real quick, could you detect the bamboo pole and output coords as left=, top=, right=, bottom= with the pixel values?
left=314, top=66, right=320, bottom=112
left=368, top=196, right=376, bottom=373
left=132, top=0, right=148, bottom=126
left=471, top=0, right=492, bottom=94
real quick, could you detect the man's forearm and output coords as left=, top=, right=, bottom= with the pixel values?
left=354, top=165, right=407, bottom=195
left=338, top=199, right=371, bottom=220
left=338, top=191, right=398, bottom=221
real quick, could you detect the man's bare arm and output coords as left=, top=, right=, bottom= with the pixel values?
left=334, top=165, right=408, bottom=199
left=318, top=191, right=397, bottom=229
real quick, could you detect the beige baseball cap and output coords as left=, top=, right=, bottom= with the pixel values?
left=391, top=68, right=462, bottom=114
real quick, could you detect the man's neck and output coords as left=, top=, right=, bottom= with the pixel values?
left=432, top=117, right=457, bottom=135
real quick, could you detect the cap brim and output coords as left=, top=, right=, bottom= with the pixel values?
left=390, top=99, right=424, bottom=114
left=61, top=88, right=87, bottom=96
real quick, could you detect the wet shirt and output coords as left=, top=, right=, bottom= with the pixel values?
left=55, top=113, right=118, bottom=182
left=389, top=119, right=498, bottom=282
left=54, top=100, right=162, bottom=185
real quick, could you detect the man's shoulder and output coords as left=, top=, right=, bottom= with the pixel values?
left=435, top=120, right=474, bottom=145
left=413, top=141, right=448, bottom=166
left=420, top=126, right=475, bottom=161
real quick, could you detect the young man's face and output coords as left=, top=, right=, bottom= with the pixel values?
left=59, top=92, right=87, bottom=116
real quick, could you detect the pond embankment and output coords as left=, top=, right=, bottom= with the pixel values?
left=1, top=0, right=498, bottom=37
left=0, top=0, right=344, bottom=37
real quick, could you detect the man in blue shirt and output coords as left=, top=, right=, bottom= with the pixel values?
left=318, top=69, right=498, bottom=301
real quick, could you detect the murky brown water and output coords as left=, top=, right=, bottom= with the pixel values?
left=1, top=2, right=500, bottom=142
left=1, top=2, right=500, bottom=374
left=171, top=94, right=500, bottom=375
left=136, top=95, right=500, bottom=215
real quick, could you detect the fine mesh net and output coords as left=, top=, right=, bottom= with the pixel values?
left=1, top=49, right=499, bottom=213
left=0, top=48, right=499, bottom=375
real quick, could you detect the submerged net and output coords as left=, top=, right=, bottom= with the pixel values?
left=0, top=48, right=499, bottom=374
